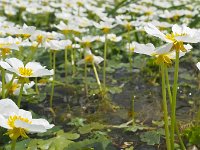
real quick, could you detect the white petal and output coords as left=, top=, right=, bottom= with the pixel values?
left=94, top=56, right=104, bottom=64
left=0, top=99, right=19, bottom=116
left=32, top=69, right=54, bottom=77
left=6, top=58, right=24, bottom=70
left=196, top=62, right=200, bottom=71
left=31, top=119, right=54, bottom=129
left=0, top=61, right=12, bottom=70
left=25, top=62, right=45, bottom=72
left=172, top=24, right=182, bottom=34
left=175, top=35, right=199, bottom=43
left=14, top=120, right=46, bottom=133
left=144, top=23, right=166, bottom=41
left=0, top=114, right=10, bottom=129
left=155, top=43, right=173, bottom=55
left=134, top=43, right=155, bottom=56
left=17, top=109, right=32, bottom=120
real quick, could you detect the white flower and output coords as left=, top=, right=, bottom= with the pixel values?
left=196, top=62, right=200, bottom=71
left=0, top=58, right=53, bottom=78
left=77, top=48, right=103, bottom=65
left=107, top=34, right=122, bottom=42
left=4, top=73, right=35, bottom=95
left=45, top=40, right=72, bottom=50
left=0, top=99, right=54, bottom=140
left=144, top=23, right=199, bottom=52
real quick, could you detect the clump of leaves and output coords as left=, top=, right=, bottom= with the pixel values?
left=183, top=126, right=200, bottom=146
left=140, top=129, right=165, bottom=145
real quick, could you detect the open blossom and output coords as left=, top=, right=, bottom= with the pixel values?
left=132, top=42, right=192, bottom=65
left=0, top=99, right=54, bottom=140
left=0, top=58, right=53, bottom=78
left=77, top=48, right=103, bottom=65
left=5, top=73, right=35, bottom=95
left=144, top=23, right=199, bottom=52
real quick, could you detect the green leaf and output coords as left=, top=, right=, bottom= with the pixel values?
left=78, top=123, right=106, bottom=134
left=140, top=130, right=161, bottom=145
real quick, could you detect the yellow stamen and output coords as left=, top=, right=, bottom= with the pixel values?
left=18, top=67, right=33, bottom=77
left=165, top=33, right=187, bottom=52
left=7, top=115, right=32, bottom=140
left=36, top=35, right=43, bottom=44
left=155, top=54, right=172, bottom=65
left=9, top=83, right=20, bottom=94
left=84, top=55, right=94, bottom=63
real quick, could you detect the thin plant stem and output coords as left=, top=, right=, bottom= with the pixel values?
left=1, top=68, right=5, bottom=98
left=17, top=81, right=25, bottom=108
left=65, top=48, right=68, bottom=84
left=35, top=78, right=39, bottom=95
left=49, top=51, right=52, bottom=69
left=165, top=67, right=172, bottom=104
left=171, top=51, right=180, bottom=150
left=5, top=74, right=16, bottom=97
left=161, top=62, right=171, bottom=150
left=165, top=67, right=186, bottom=150
left=84, top=62, right=88, bottom=97
left=103, top=33, right=108, bottom=88
left=71, top=48, right=76, bottom=77
left=11, top=140, right=16, bottom=150
left=50, top=51, right=56, bottom=108
left=127, top=29, right=133, bottom=71
left=131, top=97, right=135, bottom=126
left=92, top=62, right=102, bottom=92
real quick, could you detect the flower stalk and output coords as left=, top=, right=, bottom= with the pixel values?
left=171, top=51, right=180, bottom=150
left=11, top=140, right=16, bottom=150
left=50, top=51, right=56, bottom=108
left=17, top=80, right=25, bottom=107
left=161, top=62, right=171, bottom=150
left=103, top=33, right=108, bottom=88
left=92, top=62, right=102, bottom=92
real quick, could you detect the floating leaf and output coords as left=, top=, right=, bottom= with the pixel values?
left=140, top=130, right=161, bottom=145
left=78, top=123, right=106, bottom=134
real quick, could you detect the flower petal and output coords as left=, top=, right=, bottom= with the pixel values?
left=31, top=119, right=54, bottom=129
left=14, top=120, right=46, bottom=133
left=0, top=99, right=19, bottom=116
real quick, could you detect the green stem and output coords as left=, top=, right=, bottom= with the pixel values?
left=165, top=67, right=186, bottom=150
left=49, top=51, right=52, bottom=69
left=17, top=81, right=25, bottom=108
left=131, top=97, right=135, bottom=126
left=1, top=68, right=5, bottom=98
left=92, top=62, right=102, bottom=92
left=128, top=29, right=133, bottom=71
left=171, top=51, right=180, bottom=150
left=165, top=67, right=172, bottom=105
left=50, top=51, right=56, bottom=108
left=161, top=63, right=171, bottom=150
left=103, top=33, right=108, bottom=88
left=71, top=48, right=76, bottom=77
left=35, top=78, right=39, bottom=95
left=65, top=48, right=68, bottom=84
left=11, top=140, right=16, bottom=150
left=84, top=62, right=88, bottom=97
left=5, top=74, right=16, bottom=97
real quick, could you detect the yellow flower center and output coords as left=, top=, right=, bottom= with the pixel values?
left=103, top=28, right=110, bottom=34
left=165, top=33, right=187, bottom=52
left=125, top=23, right=132, bottom=31
left=18, top=67, right=33, bottom=77
left=9, top=83, right=20, bottom=94
left=36, top=35, right=43, bottom=43
left=155, top=54, right=172, bottom=65
left=7, top=115, right=32, bottom=140
left=1, top=48, right=11, bottom=56
left=84, top=55, right=94, bottom=63
left=23, top=34, right=31, bottom=38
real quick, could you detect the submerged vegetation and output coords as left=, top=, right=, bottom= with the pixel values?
left=0, top=0, right=199, bottom=149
